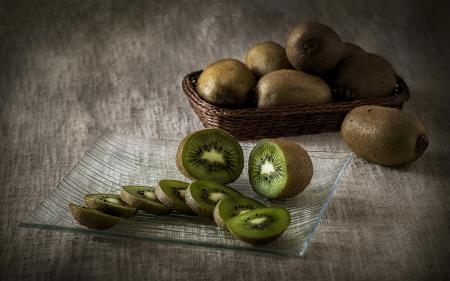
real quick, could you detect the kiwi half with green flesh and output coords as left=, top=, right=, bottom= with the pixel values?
left=185, top=180, right=242, bottom=217
left=84, top=194, right=136, bottom=218
left=248, top=139, right=313, bottom=199
left=69, top=203, right=120, bottom=230
left=176, top=128, right=244, bottom=184
left=227, top=207, right=291, bottom=245
left=155, top=180, right=194, bottom=215
left=121, top=186, right=171, bottom=215
left=213, top=196, right=265, bottom=230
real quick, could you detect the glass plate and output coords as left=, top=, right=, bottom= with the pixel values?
left=19, top=132, right=352, bottom=257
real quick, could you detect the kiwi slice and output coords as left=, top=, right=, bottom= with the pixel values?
left=248, top=139, right=313, bottom=199
left=213, top=196, right=265, bottom=230
left=176, top=128, right=244, bottom=184
left=185, top=180, right=242, bottom=217
left=155, top=179, right=194, bottom=215
left=227, top=207, right=291, bottom=245
left=69, top=203, right=120, bottom=230
left=84, top=194, right=136, bottom=218
left=121, top=186, right=171, bottom=215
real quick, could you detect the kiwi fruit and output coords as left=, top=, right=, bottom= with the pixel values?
left=176, top=128, right=244, bottom=184
left=332, top=52, right=397, bottom=100
left=256, top=69, right=331, bottom=107
left=69, top=203, right=120, bottom=230
left=213, top=196, right=265, bottom=230
left=248, top=139, right=313, bottom=199
left=121, top=186, right=171, bottom=215
left=227, top=207, right=291, bottom=245
left=196, top=58, right=256, bottom=107
left=342, top=42, right=365, bottom=58
left=244, top=41, right=292, bottom=77
left=185, top=180, right=242, bottom=217
left=341, top=105, right=429, bottom=166
left=84, top=194, right=136, bottom=218
left=155, top=179, right=194, bottom=214
left=286, top=21, right=344, bottom=74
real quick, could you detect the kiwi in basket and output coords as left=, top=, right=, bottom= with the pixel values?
left=256, top=69, right=331, bottom=108
left=155, top=179, right=194, bottom=215
left=227, top=207, right=291, bottom=245
left=69, top=203, right=120, bottom=230
left=84, top=194, right=137, bottom=218
left=121, top=186, right=171, bottom=215
left=176, top=128, right=244, bottom=184
left=213, top=196, right=265, bottom=230
left=248, top=139, right=313, bottom=199
left=286, top=21, right=344, bottom=74
left=244, top=41, right=292, bottom=77
left=196, top=59, right=256, bottom=107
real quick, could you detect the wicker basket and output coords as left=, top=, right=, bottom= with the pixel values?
left=181, top=70, right=410, bottom=140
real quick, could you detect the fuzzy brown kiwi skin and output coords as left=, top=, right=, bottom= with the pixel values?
left=213, top=201, right=228, bottom=230
left=341, top=105, right=428, bottom=166
left=154, top=183, right=195, bottom=215
left=69, top=203, right=120, bottom=230
left=184, top=185, right=210, bottom=217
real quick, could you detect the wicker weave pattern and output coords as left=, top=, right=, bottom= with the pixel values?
left=182, top=71, right=410, bottom=140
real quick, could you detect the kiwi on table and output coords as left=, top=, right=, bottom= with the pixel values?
left=176, top=128, right=244, bottom=184
left=332, top=52, right=397, bottom=100
left=185, top=180, right=242, bottom=217
left=84, top=194, right=136, bottom=218
left=248, top=139, right=313, bottom=199
left=341, top=105, right=428, bottom=166
left=69, top=203, right=120, bottom=230
left=196, top=58, right=256, bottom=107
left=256, top=69, right=331, bottom=108
left=244, top=41, right=292, bottom=77
left=213, top=196, right=265, bottom=230
left=121, top=186, right=171, bottom=215
left=286, top=21, right=344, bottom=74
left=342, top=42, right=365, bottom=58
left=155, top=179, right=194, bottom=215
left=227, top=207, right=291, bottom=245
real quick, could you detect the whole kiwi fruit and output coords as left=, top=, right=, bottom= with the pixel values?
left=244, top=41, right=292, bottom=77
left=286, top=21, right=344, bottom=74
left=342, top=42, right=365, bottom=58
left=341, top=105, right=428, bottom=166
left=196, top=59, right=256, bottom=107
left=256, top=69, right=331, bottom=108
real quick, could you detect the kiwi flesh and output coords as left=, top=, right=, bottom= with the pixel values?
left=213, top=196, right=265, bottom=230
left=84, top=194, right=136, bottom=218
left=244, top=41, right=292, bottom=77
left=155, top=179, right=194, bottom=215
left=121, top=186, right=171, bottom=215
left=69, top=203, right=120, bottom=230
left=185, top=180, right=242, bottom=217
left=227, top=207, right=291, bottom=245
left=286, top=21, right=344, bottom=74
left=248, top=139, right=313, bottom=199
left=176, top=128, right=244, bottom=184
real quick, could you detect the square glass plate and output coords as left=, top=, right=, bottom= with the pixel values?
left=19, top=132, right=352, bottom=257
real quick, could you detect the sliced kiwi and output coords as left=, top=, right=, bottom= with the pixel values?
left=227, top=207, right=291, bottom=245
left=213, top=196, right=265, bottom=230
left=248, top=139, right=313, bottom=199
left=155, top=179, right=194, bottom=215
left=69, top=203, right=120, bottom=230
left=84, top=194, right=136, bottom=218
left=185, top=180, right=242, bottom=217
left=176, top=128, right=244, bottom=184
left=121, top=186, right=171, bottom=215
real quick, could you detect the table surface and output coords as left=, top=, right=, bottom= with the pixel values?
left=1, top=0, right=449, bottom=280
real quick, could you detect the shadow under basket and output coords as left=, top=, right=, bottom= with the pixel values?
left=182, top=70, right=410, bottom=140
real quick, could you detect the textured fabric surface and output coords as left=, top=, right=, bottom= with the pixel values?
left=0, top=0, right=449, bottom=280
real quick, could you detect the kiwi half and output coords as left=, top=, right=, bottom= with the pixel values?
left=69, top=203, right=120, bottom=230
left=155, top=179, right=194, bottom=215
left=227, top=207, right=291, bottom=245
left=176, top=128, right=244, bottom=184
left=121, top=186, right=171, bottom=215
left=248, top=139, right=313, bottom=199
left=185, top=180, right=242, bottom=217
left=84, top=194, right=136, bottom=218
left=213, top=196, right=265, bottom=230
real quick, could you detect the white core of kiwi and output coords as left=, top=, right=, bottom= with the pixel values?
left=179, top=189, right=187, bottom=198
left=238, top=209, right=251, bottom=215
left=250, top=217, right=267, bottom=225
left=261, top=161, right=275, bottom=175
left=201, top=149, right=225, bottom=163
left=208, top=192, right=226, bottom=203
left=105, top=198, right=121, bottom=204
left=143, top=191, right=156, bottom=200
